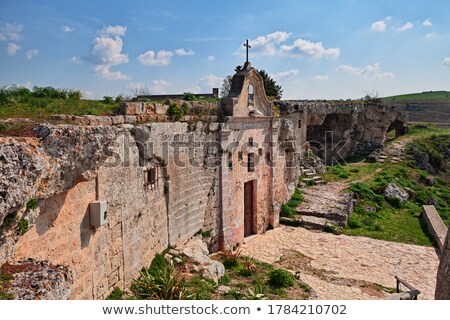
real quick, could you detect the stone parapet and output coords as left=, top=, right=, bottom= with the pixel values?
left=422, top=205, right=447, bottom=251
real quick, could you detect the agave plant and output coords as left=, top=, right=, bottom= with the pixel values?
left=131, top=265, right=191, bottom=300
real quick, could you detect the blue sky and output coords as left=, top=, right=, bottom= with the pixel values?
left=0, top=0, right=449, bottom=99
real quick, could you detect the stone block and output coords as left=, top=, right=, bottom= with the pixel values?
left=111, top=116, right=125, bottom=125
left=124, top=116, right=137, bottom=124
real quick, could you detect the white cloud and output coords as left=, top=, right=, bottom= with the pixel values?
left=200, top=74, right=223, bottom=88
left=207, top=55, right=215, bottom=61
left=425, top=32, right=437, bottom=39
left=87, top=36, right=129, bottom=80
left=100, top=25, right=127, bottom=37
left=150, top=79, right=169, bottom=94
left=280, top=39, right=340, bottom=60
left=398, top=22, right=413, bottom=32
left=7, top=43, right=20, bottom=56
left=243, top=31, right=291, bottom=56
left=371, top=20, right=386, bottom=33
left=443, top=57, right=450, bottom=66
left=25, top=49, right=38, bottom=59
left=138, top=50, right=174, bottom=66
left=0, top=23, right=23, bottom=41
left=61, top=25, right=74, bottom=33
left=184, top=86, right=201, bottom=94
left=92, top=65, right=129, bottom=80
left=271, top=69, right=299, bottom=81
left=126, top=82, right=146, bottom=90
left=312, top=75, right=329, bottom=81
left=137, top=48, right=194, bottom=66
left=337, top=63, right=394, bottom=79
left=174, top=48, right=194, bottom=56
left=70, top=56, right=83, bottom=64
left=422, top=18, right=432, bottom=27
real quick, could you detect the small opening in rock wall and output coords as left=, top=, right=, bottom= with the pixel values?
left=248, top=153, right=255, bottom=172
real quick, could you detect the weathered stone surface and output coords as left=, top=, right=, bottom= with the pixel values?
left=295, top=182, right=353, bottom=228
left=384, top=183, right=409, bottom=203
left=277, top=101, right=407, bottom=163
left=436, top=227, right=450, bottom=299
left=241, top=226, right=439, bottom=300
left=1, top=258, right=74, bottom=300
left=415, top=152, right=434, bottom=174
left=422, top=205, right=448, bottom=251
left=0, top=125, right=120, bottom=221
left=217, top=285, right=231, bottom=294
left=180, top=238, right=225, bottom=283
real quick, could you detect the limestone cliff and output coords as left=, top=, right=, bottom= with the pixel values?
left=0, top=125, right=121, bottom=223
left=277, top=101, right=407, bottom=163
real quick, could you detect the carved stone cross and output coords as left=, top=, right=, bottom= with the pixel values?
left=243, top=39, right=251, bottom=63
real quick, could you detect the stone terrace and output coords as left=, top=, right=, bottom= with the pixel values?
left=241, top=226, right=439, bottom=300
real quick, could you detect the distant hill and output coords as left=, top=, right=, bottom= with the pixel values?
left=382, top=91, right=450, bottom=126
left=383, top=91, right=450, bottom=102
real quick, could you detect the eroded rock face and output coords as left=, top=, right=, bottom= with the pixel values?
left=0, top=125, right=122, bottom=222
left=277, top=101, right=407, bottom=163
left=1, top=258, right=74, bottom=300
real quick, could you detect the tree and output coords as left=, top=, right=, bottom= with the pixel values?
left=220, top=65, right=283, bottom=98
left=257, top=69, right=283, bottom=98
left=220, top=75, right=233, bottom=98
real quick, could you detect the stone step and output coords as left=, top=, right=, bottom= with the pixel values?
left=305, top=172, right=316, bottom=176
left=312, top=176, right=322, bottom=180
left=296, top=209, right=345, bottom=224
left=378, top=155, right=388, bottom=159
left=299, top=215, right=340, bottom=231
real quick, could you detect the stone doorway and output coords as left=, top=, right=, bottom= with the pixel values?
left=244, top=180, right=255, bottom=237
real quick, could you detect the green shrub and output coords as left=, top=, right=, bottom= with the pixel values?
left=280, top=204, right=296, bottom=218
left=218, top=274, right=231, bottom=286
left=103, top=96, right=115, bottom=104
left=26, top=198, right=38, bottom=211
left=386, top=196, right=404, bottom=209
left=183, top=92, right=197, bottom=101
left=17, top=218, right=28, bottom=236
left=166, top=103, right=184, bottom=121
left=348, top=215, right=363, bottom=229
left=328, top=165, right=349, bottom=179
left=181, top=102, right=189, bottom=114
left=0, top=212, right=17, bottom=234
left=268, top=269, right=294, bottom=288
left=222, top=247, right=241, bottom=269
left=106, top=287, right=124, bottom=300
left=147, top=253, right=169, bottom=276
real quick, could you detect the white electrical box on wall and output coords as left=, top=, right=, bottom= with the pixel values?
left=89, top=200, right=107, bottom=227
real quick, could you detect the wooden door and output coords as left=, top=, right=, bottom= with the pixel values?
left=244, top=180, right=254, bottom=237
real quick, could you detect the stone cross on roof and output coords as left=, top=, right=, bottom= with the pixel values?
left=243, top=39, right=251, bottom=63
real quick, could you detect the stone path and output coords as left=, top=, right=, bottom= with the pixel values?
left=241, top=226, right=439, bottom=300
left=294, top=182, right=352, bottom=228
